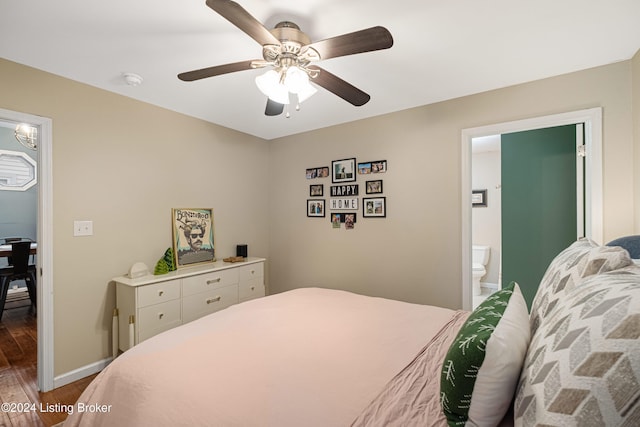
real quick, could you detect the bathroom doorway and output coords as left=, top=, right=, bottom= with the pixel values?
left=471, top=135, right=502, bottom=308
left=462, top=108, right=603, bottom=311
left=471, top=125, right=585, bottom=309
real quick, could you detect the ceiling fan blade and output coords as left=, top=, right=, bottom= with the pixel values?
left=206, top=0, right=280, bottom=47
left=309, top=66, right=370, bottom=107
left=178, top=60, right=256, bottom=81
left=265, top=99, right=285, bottom=116
left=305, top=26, right=393, bottom=61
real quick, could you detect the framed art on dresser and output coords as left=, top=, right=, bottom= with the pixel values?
left=172, top=208, right=215, bottom=267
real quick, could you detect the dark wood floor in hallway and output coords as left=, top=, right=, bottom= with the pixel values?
left=0, top=294, right=96, bottom=427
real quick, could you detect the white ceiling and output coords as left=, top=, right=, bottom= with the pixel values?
left=1, top=0, right=639, bottom=140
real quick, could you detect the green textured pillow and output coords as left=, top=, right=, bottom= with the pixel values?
left=441, top=282, right=530, bottom=426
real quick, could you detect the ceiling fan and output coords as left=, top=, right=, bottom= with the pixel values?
left=178, top=0, right=394, bottom=116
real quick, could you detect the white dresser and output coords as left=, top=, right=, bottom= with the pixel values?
left=114, top=257, right=265, bottom=352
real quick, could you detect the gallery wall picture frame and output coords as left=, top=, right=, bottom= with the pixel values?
left=310, top=184, right=323, bottom=196
left=331, top=158, right=356, bottom=183
left=357, top=162, right=372, bottom=174
left=472, top=189, right=488, bottom=207
left=307, top=199, right=326, bottom=217
left=363, top=197, right=386, bottom=218
left=358, top=160, right=387, bottom=174
left=172, top=208, right=215, bottom=268
left=330, top=212, right=357, bottom=224
left=365, top=180, right=383, bottom=194
left=371, top=160, right=387, bottom=173
left=306, top=166, right=329, bottom=179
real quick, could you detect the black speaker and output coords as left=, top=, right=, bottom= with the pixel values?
left=236, top=244, right=248, bottom=257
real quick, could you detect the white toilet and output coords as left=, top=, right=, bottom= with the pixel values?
left=472, top=245, right=491, bottom=296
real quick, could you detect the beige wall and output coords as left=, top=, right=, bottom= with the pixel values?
left=0, top=54, right=638, bottom=379
left=268, top=60, right=636, bottom=310
left=0, top=58, right=269, bottom=375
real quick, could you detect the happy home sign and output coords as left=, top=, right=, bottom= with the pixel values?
left=330, top=184, right=359, bottom=197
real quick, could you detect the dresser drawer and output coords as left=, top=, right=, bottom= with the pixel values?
left=137, top=299, right=182, bottom=343
left=137, top=279, right=181, bottom=308
left=239, top=263, right=264, bottom=281
left=239, top=277, right=265, bottom=302
left=182, top=269, right=240, bottom=297
left=182, top=284, right=238, bottom=323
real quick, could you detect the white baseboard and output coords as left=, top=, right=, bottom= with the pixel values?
left=53, top=357, right=112, bottom=389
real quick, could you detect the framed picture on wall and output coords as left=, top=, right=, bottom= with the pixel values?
left=358, top=162, right=372, bottom=174
left=307, top=199, right=326, bottom=217
left=172, top=208, right=215, bottom=268
left=472, top=189, right=487, bottom=207
left=331, top=158, right=356, bottom=183
left=370, top=160, right=387, bottom=173
left=363, top=197, right=386, bottom=218
left=365, top=180, right=383, bottom=194
left=310, top=184, right=323, bottom=196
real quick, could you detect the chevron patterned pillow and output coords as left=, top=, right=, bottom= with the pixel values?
left=530, top=239, right=632, bottom=335
left=441, top=282, right=530, bottom=426
left=514, top=267, right=640, bottom=426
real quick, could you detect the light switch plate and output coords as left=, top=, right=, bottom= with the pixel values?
left=74, top=220, right=93, bottom=236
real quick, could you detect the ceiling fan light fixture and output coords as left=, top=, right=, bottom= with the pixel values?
left=295, top=82, right=317, bottom=103
left=284, top=66, right=308, bottom=92
left=256, top=70, right=289, bottom=104
left=256, top=66, right=317, bottom=106
left=15, top=123, right=38, bottom=150
left=255, top=70, right=290, bottom=104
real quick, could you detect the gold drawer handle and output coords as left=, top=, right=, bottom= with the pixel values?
left=158, top=313, right=164, bottom=319
left=250, top=270, right=255, bottom=275
left=250, top=286, right=255, bottom=291
left=206, top=296, right=222, bottom=304
left=158, top=290, right=164, bottom=296
left=206, top=278, right=222, bottom=285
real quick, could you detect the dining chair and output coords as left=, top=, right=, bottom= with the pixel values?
left=1, top=237, right=35, bottom=266
left=0, top=241, right=37, bottom=321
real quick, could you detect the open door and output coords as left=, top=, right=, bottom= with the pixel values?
left=501, top=124, right=585, bottom=308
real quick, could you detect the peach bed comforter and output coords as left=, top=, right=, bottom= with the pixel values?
left=65, top=288, right=465, bottom=427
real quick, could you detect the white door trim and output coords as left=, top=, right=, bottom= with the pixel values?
left=461, top=107, right=603, bottom=311
left=0, top=107, right=54, bottom=392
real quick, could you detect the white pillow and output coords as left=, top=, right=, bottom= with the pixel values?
left=441, top=282, right=530, bottom=426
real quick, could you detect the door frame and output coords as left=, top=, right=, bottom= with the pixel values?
left=461, top=108, right=603, bottom=311
left=0, top=107, right=54, bottom=391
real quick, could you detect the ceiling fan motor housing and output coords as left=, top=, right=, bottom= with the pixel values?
left=263, top=21, right=320, bottom=67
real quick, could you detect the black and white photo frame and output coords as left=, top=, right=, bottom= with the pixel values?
left=472, top=189, right=487, bottom=207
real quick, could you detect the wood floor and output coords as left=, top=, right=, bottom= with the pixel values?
left=0, top=293, right=97, bottom=427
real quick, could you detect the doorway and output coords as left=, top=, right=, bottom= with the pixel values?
left=0, top=107, right=54, bottom=391
left=461, top=108, right=603, bottom=311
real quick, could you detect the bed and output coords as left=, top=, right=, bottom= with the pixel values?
left=66, top=237, right=640, bottom=427
left=65, top=288, right=472, bottom=426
